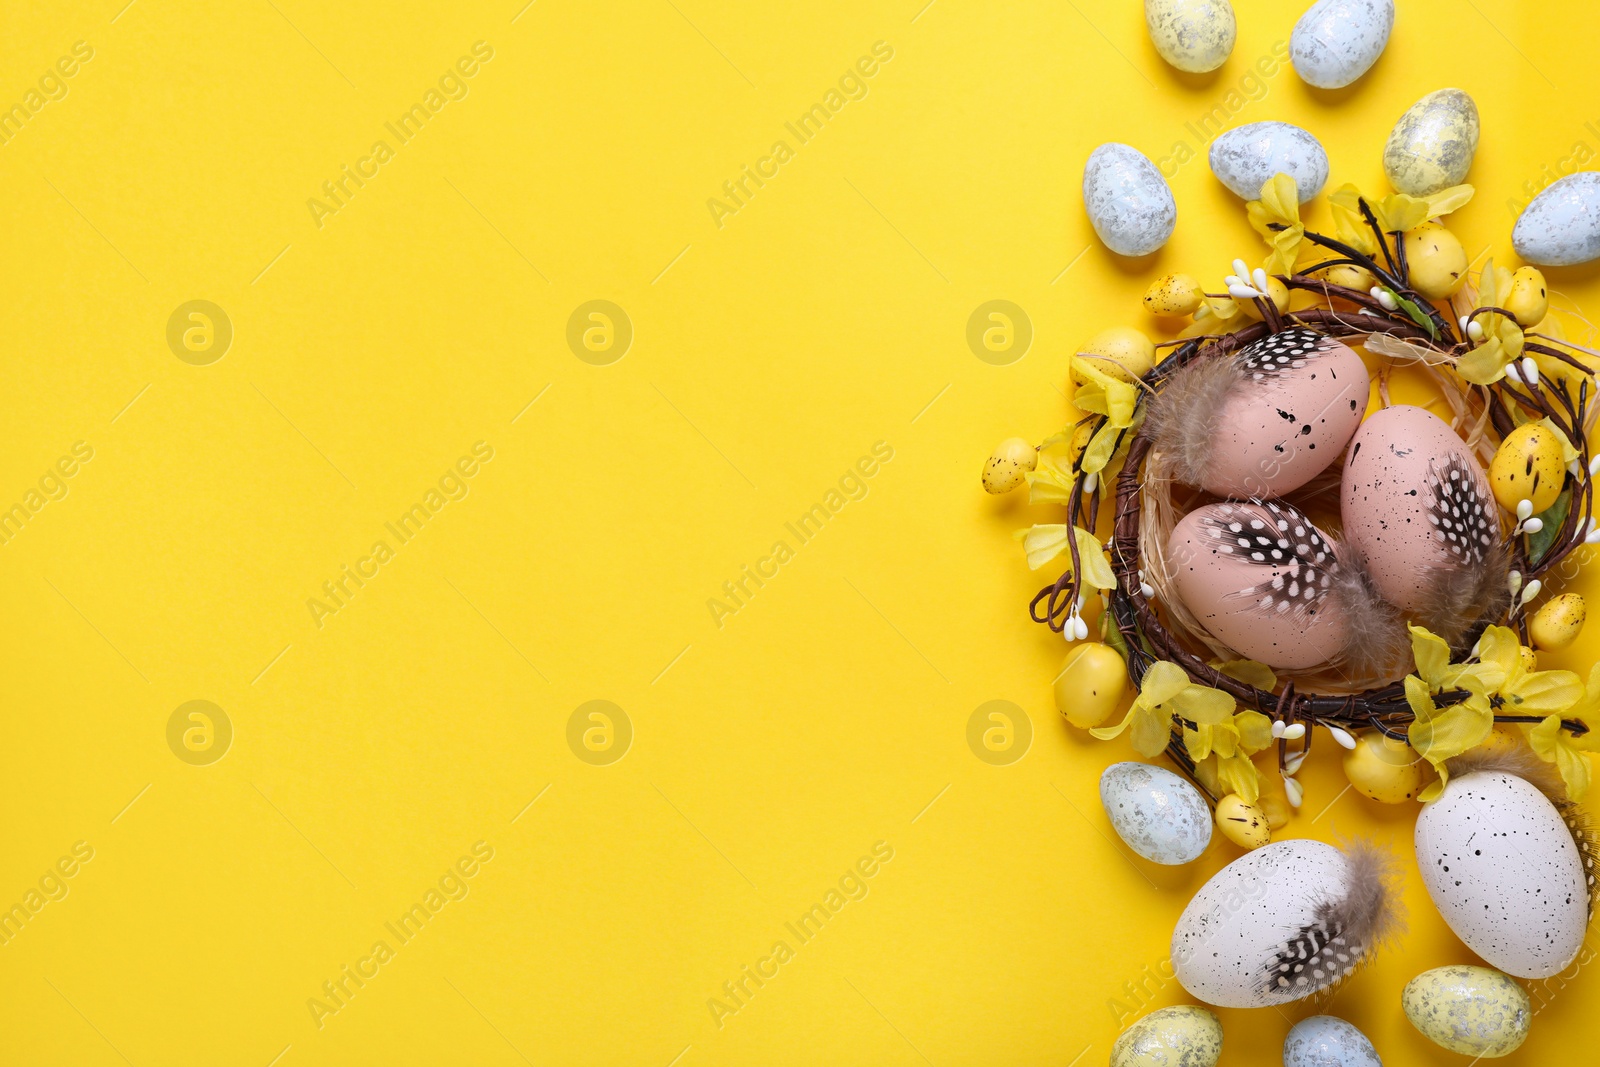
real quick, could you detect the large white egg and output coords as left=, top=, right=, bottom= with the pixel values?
left=1290, top=0, right=1394, bottom=89
left=1172, top=839, right=1371, bottom=1008
left=1513, top=171, right=1600, bottom=267
left=1414, top=770, right=1587, bottom=978
left=1151, top=327, right=1369, bottom=499
left=1341, top=404, right=1504, bottom=635
left=1083, top=143, right=1177, bottom=257
left=1208, top=121, right=1328, bottom=202
left=1168, top=500, right=1348, bottom=670
left=1100, top=762, right=1213, bottom=865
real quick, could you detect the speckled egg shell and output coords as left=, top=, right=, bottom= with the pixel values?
left=1208, top=121, right=1329, bottom=202
left=1144, top=0, right=1236, bottom=74
left=1083, top=143, right=1178, bottom=257
left=1382, top=89, right=1480, bottom=196
left=1340, top=405, right=1497, bottom=616
left=1168, top=501, right=1348, bottom=670
left=1402, top=965, right=1531, bottom=1057
left=1513, top=171, right=1600, bottom=267
left=1111, top=1005, right=1223, bottom=1067
left=1290, top=0, right=1394, bottom=89
left=1172, top=839, right=1361, bottom=1008
left=1283, top=1015, right=1381, bottom=1067
left=1193, top=329, right=1369, bottom=498
left=1414, top=770, right=1587, bottom=978
left=1100, top=762, right=1213, bottom=865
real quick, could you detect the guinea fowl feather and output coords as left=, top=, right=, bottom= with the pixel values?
left=1145, top=356, right=1243, bottom=494
left=1260, top=837, right=1403, bottom=998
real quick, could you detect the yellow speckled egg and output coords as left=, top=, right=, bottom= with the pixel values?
left=1143, top=0, right=1236, bottom=74
left=981, top=437, right=1037, bottom=495
left=1530, top=592, right=1586, bottom=652
left=1312, top=262, right=1377, bottom=293
left=1143, top=273, right=1203, bottom=316
left=1054, top=642, right=1127, bottom=728
left=1506, top=266, right=1548, bottom=327
left=1489, top=422, right=1564, bottom=513
left=1383, top=88, right=1480, bottom=196
left=1402, top=223, right=1468, bottom=299
left=1072, top=327, right=1156, bottom=386
left=1402, top=966, right=1530, bottom=1056
left=1215, top=794, right=1270, bottom=848
left=1342, top=732, right=1422, bottom=803
left=1111, top=1005, right=1223, bottom=1067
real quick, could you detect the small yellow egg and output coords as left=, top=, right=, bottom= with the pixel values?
left=1403, top=223, right=1468, bottom=299
left=981, top=437, right=1037, bottom=494
left=1311, top=262, right=1377, bottom=293
left=1053, top=642, right=1127, bottom=729
left=1070, top=327, right=1156, bottom=386
left=1476, top=726, right=1525, bottom=761
left=1489, top=422, right=1565, bottom=514
left=1067, top=421, right=1095, bottom=467
left=1506, top=266, right=1549, bottom=328
left=1143, top=273, right=1203, bottom=317
left=1342, top=732, right=1424, bottom=803
left=1530, top=593, right=1586, bottom=652
left=1521, top=644, right=1538, bottom=672
left=1215, top=793, right=1271, bottom=849
left=1236, top=276, right=1290, bottom=321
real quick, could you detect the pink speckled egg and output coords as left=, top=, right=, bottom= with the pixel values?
left=1153, top=328, right=1369, bottom=499
left=1341, top=405, right=1504, bottom=624
left=1168, top=499, right=1349, bottom=669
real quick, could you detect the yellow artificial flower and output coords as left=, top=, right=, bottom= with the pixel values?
left=1457, top=258, right=1527, bottom=386
left=1475, top=625, right=1582, bottom=714
left=1409, top=624, right=1501, bottom=697
left=1527, top=714, right=1592, bottom=801
left=1179, top=295, right=1248, bottom=339
left=1018, top=524, right=1117, bottom=587
left=1212, top=660, right=1278, bottom=691
left=1327, top=184, right=1380, bottom=257
left=1092, top=660, right=1236, bottom=759
left=1024, top=452, right=1076, bottom=505
left=1246, top=174, right=1303, bottom=276
left=1186, top=709, right=1274, bottom=802
left=1071, top=360, right=1139, bottom=430
left=1326, top=181, right=1473, bottom=259
left=1406, top=675, right=1493, bottom=802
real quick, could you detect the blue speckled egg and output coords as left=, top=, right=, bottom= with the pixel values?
left=1099, top=762, right=1212, bottom=865
left=1283, top=1015, right=1381, bottom=1067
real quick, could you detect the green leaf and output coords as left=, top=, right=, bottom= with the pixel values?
left=1528, top=488, right=1572, bottom=566
left=1389, top=289, right=1440, bottom=340
left=1100, top=603, right=1131, bottom=659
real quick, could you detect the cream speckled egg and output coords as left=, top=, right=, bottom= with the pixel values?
left=1513, top=171, right=1600, bottom=267
left=1402, top=965, right=1530, bottom=1057
left=1101, top=762, right=1213, bottom=865
left=1283, top=1015, right=1381, bottom=1067
left=1168, top=500, right=1348, bottom=670
left=1154, top=328, right=1369, bottom=499
left=1084, top=144, right=1177, bottom=257
left=1290, top=0, right=1393, bottom=89
left=1144, top=0, right=1236, bottom=74
left=1415, top=770, right=1587, bottom=978
left=1111, top=1005, right=1223, bottom=1067
left=1340, top=405, right=1501, bottom=622
left=1382, top=89, right=1480, bottom=196
left=1172, top=840, right=1368, bottom=1008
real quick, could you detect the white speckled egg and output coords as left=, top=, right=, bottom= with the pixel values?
left=1083, top=143, right=1177, bottom=257
left=1144, top=0, right=1236, bottom=74
left=1290, top=0, right=1394, bottom=89
left=1100, top=762, right=1213, bottom=865
left=1341, top=405, right=1502, bottom=624
left=1283, top=1015, right=1381, bottom=1067
left=1415, top=770, right=1587, bottom=978
left=1111, top=1005, right=1223, bottom=1067
left=1402, top=965, right=1530, bottom=1057
left=1168, top=500, right=1349, bottom=670
left=1513, top=171, right=1600, bottom=267
left=1208, top=121, right=1329, bottom=202
left=1172, top=840, right=1369, bottom=1007
left=1383, top=89, right=1480, bottom=196
left=1155, top=328, right=1369, bottom=499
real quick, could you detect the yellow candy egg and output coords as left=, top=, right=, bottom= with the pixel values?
left=1053, top=642, right=1127, bottom=729
left=1489, top=422, right=1564, bottom=514
left=1236, top=276, right=1290, bottom=321
left=1342, top=732, right=1423, bottom=803
left=1070, top=327, right=1156, bottom=386
left=1521, top=644, right=1538, bottom=672
left=1144, top=273, right=1203, bottom=317
left=1215, top=793, right=1271, bottom=849
left=981, top=437, right=1037, bottom=495
left=1402, top=223, right=1468, bottom=299
left=1530, top=592, right=1586, bottom=652
left=1506, top=266, right=1548, bottom=328
left=1311, top=262, right=1376, bottom=293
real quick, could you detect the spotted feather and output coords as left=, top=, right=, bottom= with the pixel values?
left=1194, top=500, right=1341, bottom=620
left=1236, top=327, right=1336, bottom=382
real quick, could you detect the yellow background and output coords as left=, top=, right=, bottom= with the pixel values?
left=3, top=0, right=1599, bottom=1063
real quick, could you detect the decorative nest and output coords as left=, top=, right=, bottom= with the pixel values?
left=1020, top=183, right=1600, bottom=799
